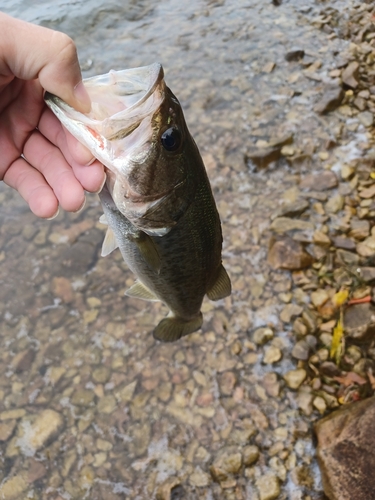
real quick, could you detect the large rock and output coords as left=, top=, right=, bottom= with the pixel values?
left=315, top=396, right=375, bottom=500
left=343, top=303, right=375, bottom=340
left=267, top=236, right=313, bottom=270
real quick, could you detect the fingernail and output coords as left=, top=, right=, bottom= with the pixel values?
left=93, top=174, right=107, bottom=194
left=74, top=197, right=86, bottom=214
left=46, top=208, right=60, bottom=220
left=74, top=81, right=91, bottom=113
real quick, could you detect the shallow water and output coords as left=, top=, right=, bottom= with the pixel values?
left=0, top=0, right=366, bottom=498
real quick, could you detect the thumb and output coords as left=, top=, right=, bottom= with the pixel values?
left=1, top=13, right=91, bottom=113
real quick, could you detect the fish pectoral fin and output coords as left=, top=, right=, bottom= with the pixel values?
left=153, top=313, right=203, bottom=342
left=101, top=227, right=118, bottom=257
left=130, top=232, right=161, bottom=273
left=99, top=214, right=108, bottom=225
left=125, top=281, right=159, bottom=302
left=206, top=264, right=232, bottom=301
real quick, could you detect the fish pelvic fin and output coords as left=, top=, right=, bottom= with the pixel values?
left=101, top=227, right=119, bottom=257
left=125, top=281, right=159, bottom=302
left=129, top=232, right=161, bottom=273
left=153, top=313, right=203, bottom=342
left=206, top=264, right=232, bottom=301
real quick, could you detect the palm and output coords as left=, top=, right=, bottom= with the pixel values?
left=0, top=77, right=104, bottom=218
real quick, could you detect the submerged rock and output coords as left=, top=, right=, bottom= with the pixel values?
left=267, top=236, right=313, bottom=270
left=314, top=84, right=345, bottom=114
left=315, top=396, right=375, bottom=500
left=343, top=303, right=375, bottom=340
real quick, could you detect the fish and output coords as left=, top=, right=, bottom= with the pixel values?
left=44, top=63, right=231, bottom=342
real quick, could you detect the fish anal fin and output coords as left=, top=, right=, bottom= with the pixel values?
left=130, top=232, right=161, bottom=273
left=125, top=281, right=159, bottom=302
left=153, top=313, right=203, bottom=342
left=207, top=264, right=231, bottom=301
left=101, top=228, right=118, bottom=257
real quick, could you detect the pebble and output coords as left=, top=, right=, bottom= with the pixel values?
left=210, top=446, right=243, bottom=482
left=256, top=473, right=281, bottom=500
left=189, top=467, right=210, bottom=487
left=299, top=171, right=338, bottom=191
left=314, top=84, right=345, bottom=114
left=280, top=304, right=304, bottom=323
left=263, top=346, right=282, bottom=364
left=284, top=369, right=307, bottom=389
left=311, top=289, right=329, bottom=308
left=18, top=409, right=64, bottom=454
left=358, top=111, right=374, bottom=127
left=267, top=237, right=313, bottom=270
left=243, top=445, right=260, bottom=466
left=341, top=61, right=360, bottom=88
left=253, top=327, right=274, bottom=345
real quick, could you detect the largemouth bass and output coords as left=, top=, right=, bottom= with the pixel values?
left=45, top=63, right=231, bottom=342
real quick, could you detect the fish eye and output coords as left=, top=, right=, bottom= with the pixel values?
left=161, top=127, right=181, bottom=152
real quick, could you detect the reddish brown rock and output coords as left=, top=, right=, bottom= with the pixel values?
left=315, top=396, right=375, bottom=500
left=267, top=236, right=313, bottom=270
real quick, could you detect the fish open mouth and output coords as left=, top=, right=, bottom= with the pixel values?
left=44, top=63, right=166, bottom=170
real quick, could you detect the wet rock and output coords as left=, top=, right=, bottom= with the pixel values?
left=253, top=327, right=274, bottom=345
left=267, top=236, right=313, bottom=270
left=210, top=446, right=242, bottom=482
left=349, top=219, right=370, bottom=240
left=342, top=61, right=360, bottom=89
left=97, top=395, right=117, bottom=414
left=315, top=396, right=375, bottom=500
left=0, top=420, right=16, bottom=442
left=92, top=366, right=111, bottom=384
left=314, top=84, right=345, bottom=114
left=263, top=346, right=282, bottom=364
left=292, top=340, right=310, bottom=361
left=280, top=303, right=303, bottom=323
left=311, top=289, right=329, bottom=308
left=331, top=236, right=356, bottom=251
left=358, top=111, right=374, bottom=127
left=299, top=171, right=338, bottom=191
left=285, top=48, right=305, bottom=62
left=52, top=276, right=74, bottom=303
left=243, top=445, right=260, bottom=466
left=272, top=199, right=309, bottom=219
left=256, top=473, right=280, bottom=500
left=344, top=303, right=375, bottom=340
left=11, top=348, right=35, bottom=373
left=360, top=267, right=375, bottom=283
left=18, top=409, right=64, bottom=453
left=284, top=369, right=307, bottom=389
left=28, top=458, right=47, bottom=483
left=325, top=194, right=344, bottom=213
left=246, top=147, right=281, bottom=169
left=71, top=389, right=95, bottom=407
left=189, top=467, right=210, bottom=487
left=0, top=473, right=28, bottom=500
left=218, top=372, right=237, bottom=396
left=270, top=217, right=314, bottom=235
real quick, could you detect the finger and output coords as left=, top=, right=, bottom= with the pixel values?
left=3, top=157, right=59, bottom=219
left=23, top=130, right=86, bottom=212
left=1, top=13, right=91, bottom=113
left=38, top=108, right=106, bottom=192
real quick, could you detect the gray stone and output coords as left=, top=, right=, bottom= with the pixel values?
left=314, top=84, right=345, bottom=114
left=342, top=61, right=360, bottom=89
left=344, top=303, right=375, bottom=340
left=267, top=236, right=313, bottom=270
left=299, top=171, right=338, bottom=191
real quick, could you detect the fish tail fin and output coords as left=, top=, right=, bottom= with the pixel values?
left=153, top=313, right=203, bottom=342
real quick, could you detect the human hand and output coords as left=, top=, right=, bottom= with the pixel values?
left=0, top=12, right=105, bottom=218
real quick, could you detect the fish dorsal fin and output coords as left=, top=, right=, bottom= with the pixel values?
left=101, top=227, right=118, bottom=257
left=125, top=281, right=159, bottom=302
left=130, top=232, right=161, bottom=273
left=99, top=214, right=108, bottom=225
left=206, top=264, right=232, bottom=301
